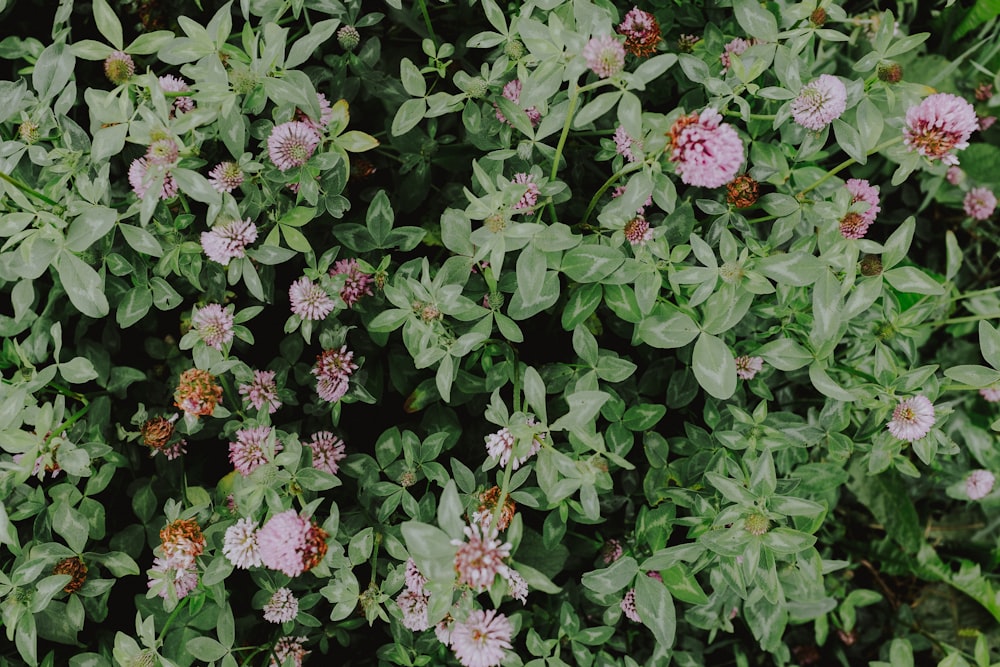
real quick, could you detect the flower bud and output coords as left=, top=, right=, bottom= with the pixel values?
left=877, top=62, right=903, bottom=84
left=466, top=76, right=489, bottom=99
left=504, top=40, right=526, bottom=60
left=103, top=50, right=135, bottom=85
left=810, top=8, right=827, bottom=26
left=727, top=174, right=760, bottom=208
left=18, top=120, right=39, bottom=144
left=337, top=25, right=361, bottom=51
left=860, top=254, right=883, bottom=277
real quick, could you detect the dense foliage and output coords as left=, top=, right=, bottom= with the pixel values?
left=2, top=0, right=1000, bottom=666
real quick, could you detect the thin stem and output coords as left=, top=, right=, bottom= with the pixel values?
left=0, top=170, right=59, bottom=207
left=416, top=0, right=437, bottom=43
left=933, top=313, right=1000, bottom=326
left=942, top=383, right=984, bottom=392
left=45, top=404, right=90, bottom=447
left=722, top=110, right=776, bottom=121
left=578, top=160, right=645, bottom=228
left=157, top=596, right=190, bottom=641
left=549, top=80, right=611, bottom=183
left=492, top=354, right=521, bottom=531
left=949, top=284, right=1000, bottom=302
left=797, top=136, right=905, bottom=197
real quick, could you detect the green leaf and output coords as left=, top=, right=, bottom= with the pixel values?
left=561, top=244, right=624, bottom=283
left=118, top=224, right=163, bottom=257
left=60, top=357, right=98, bottom=384
left=656, top=563, right=709, bottom=605
left=186, top=637, right=228, bottom=662
left=573, top=91, right=621, bottom=128
left=348, top=527, right=374, bottom=565
left=733, top=0, right=778, bottom=42
left=285, top=18, right=340, bottom=69
left=622, top=404, right=665, bottom=431
left=150, top=277, right=182, bottom=310
left=116, top=287, right=152, bottom=329
left=635, top=573, right=676, bottom=648
left=883, top=217, right=915, bottom=269
left=57, top=251, right=109, bottom=318
left=980, top=321, right=1000, bottom=370
left=33, top=42, right=74, bottom=102
left=808, top=363, right=855, bottom=401
left=849, top=463, right=921, bottom=552
left=401, top=521, right=458, bottom=582
left=67, top=207, right=117, bottom=253
left=756, top=337, right=812, bottom=371
left=53, top=503, right=89, bottom=553
left=92, top=0, right=124, bottom=49
left=954, top=0, right=1000, bottom=39
left=94, top=551, right=140, bottom=576
left=172, top=168, right=221, bottom=205
left=581, top=556, right=637, bottom=595
left=762, top=527, right=816, bottom=554
left=336, top=131, right=379, bottom=153
left=756, top=252, right=822, bottom=286
left=883, top=266, right=944, bottom=295
left=437, top=480, right=465, bottom=541
left=833, top=118, right=866, bottom=165
left=856, top=98, right=884, bottom=152
left=560, top=284, right=602, bottom=330
left=391, top=98, right=427, bottom=136
left=636, top=304, right=699, bottom=349
left=399, top=57, right=427, bottom=97
left=692, top=333, right=737, bottom=400
left=366, top=190, right=394, bottom=246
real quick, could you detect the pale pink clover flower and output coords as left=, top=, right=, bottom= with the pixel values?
left=208, top=161, right=245, bottom=193
left=583, top=34, right=626, bottom=79
left=613, top=125, right=640, bottom=163
left=512, top=173, right=540, bottom=211
left=720, top=37, right=753, bottom=73
left=269, top=637, right=310, bottom=667
left=886, top=395, right=936, bottom=442
left=128, top=157, right=178, bottom=200
left=396, top=588, right=430, bottom=631
left=222, top=517, right=263, bottom=569
left=306, top=431, right=346, bottom=475
left=239, top=370, right=281, bottom=414
left=257, top=510, right=328, bottom=577
left=791, top=74, right=847, bottom=131
left=268, top=120, right=322, bottom=171
left=330, top=258, right=374, bottom=307
left=966, top=470, right=995, bottom=500
left=229, top=425, right=280, bottom=477
left=191, top=303, right=234, bottom=350
left=311, top=346, right=358, bottom=403
left=668, top=108, right=744, bottom=188
left=449, top=609, right=513, bottom=667
left=980, top=385, right=1000, bottom=402
left=620, top=588, right=641, bottom=622
left=494, top=79, right=541, bottom=127
left=452, top=522, right=512, bottom=592
left=964, top=187, right=997, bottom=220
left=263, top=587, right=299, bottom=624
left=159, top=74, right=194, bottom=115
left=903, top=93, right=978, bottom=165
left=201, top=218, right=258, bottom=266
left=289, top=276, right=335, bottom=320
left=735, top=355, right=764, bottom=380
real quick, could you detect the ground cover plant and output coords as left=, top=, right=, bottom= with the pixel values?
left=2, top=0, right=1000, bottom=665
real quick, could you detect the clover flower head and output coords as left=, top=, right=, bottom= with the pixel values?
left=257, top=510, right=329, bottom=577
left=903, top=93, right=978, bottom=165
left=449, top=609, right=513, bottom=667
left=614, top=125, right=640, bottom=163
left=263, top=587, right=299, bottom=624
left=511, top=172, right=539, bottom=211
left=208, top=161, right=245, bottom=193
left=306, top=431, right=346, bottom=475
left=330, top=258, right=374, bottom=308
left=735, top=355, right=764, bottom=380
left=201, top=218, right=258, bottom=266
left=311, top=345, right=358, bottom=403
left=289, top=276, right=335, bottom=321
left=104, top=50, right=134, bottom=84
left=128, top=157, right=178, bottom=200
left=620, top=588, right=641, bottom=622
left=668, top=108, right=744, bottom=188
left=583, top=34, right=626, bottom=79
left=494, top=79, right=541, bottom=127
left=223, top=517, right=263, bottom=569
left=624, top=215, right=653, bottom=246
left=452, top=522, right=512, bottom=592
left=173, top=369, right=222, bottom=417
left=239, top=369, right=282, bottom=414
left=791, top=74, right=847, bottom=131
left=721, top=37, right=753, bottom=73
left=191, top=303, right=234, bottom=350
left=964, top=186, right=997, bottom=220
left=886, top=395, right=936, bottom=442
left=295, top=92, right=335, bottom=133
left=966, top=469, right=995, bottom=500
left=268, top=120, right=322, bottom=171
left=159, top=74, right=194, bottom=115
left=269, top=637, right=310, bottom=667
left=617, top=7, right=661, bottom=58
left=396, top=588, right=430, bottom=631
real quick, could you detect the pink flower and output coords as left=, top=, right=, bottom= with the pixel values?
left=396, top=588, right=430, bottom=631
left=449, top=609, right=512, bottom=667
left=980, top=385, right=1000, bottom=402
left=617, top=7, right=661, bottom=58
left=257, top=510, right=329, bottom=577
left=845, top=178, right=881, bottom=225
left=484, top=423, right=542, bottom=470
left=239, top=369, right=281, bottom=414
left=966, top=470, right=995, bottom=500
left=668, top=108, right=744, bottom=188
left=611, top=184, right=653, bottom=214
left=268, top=120, right=322, bottom=171
left=201, top=217, right=258, bottom=266
left=330, top=258, right=374, bottom=307
left=886, top=395, right=936, bottom=442
left=620, top=588, right=640, bottom=622
left=624, top=216, right=652, bottom=246
left=222, top=517, right=263, bottom=569
left=452, top=523, right=511, bottom=592
left=720, top=37, right=753, bottom=73
left=229, top=425, right=281, bottom=476
left=979, top=115, right=997, bottom=132
left=903, top=93, right=978, bottom=165
left=311, top=345, right=358, bottom=403
left=208, top=161, right=245, bottom=193
left=128, top=157, right=178, bottom=200
left=506, top=569, right=527, bottom=603
left=601, top=538, right=624, bottom=564
left=191, top=303, right=234, bottom=350
left=147, top=556, right=198, bottom=601
left=791, top=74, right=847, bottom=131
left=613, top=125, right=640, bottom=163
left=405, top=557, right=427, bottom=593
left=269, top=637, right=310, bottom=667
left=963, top=187, right=997, bottom=220
left=511, top=173, right=539, bottom=211
left=494, top=79, right=541, bottom=127
left=263, top=587, right=299, bottom=623
left=946, top=166, right=965, bottom=185
left=159, top=74, right=194, bottom=115
left=735, top=355, right=763, bottom=380
left=435, top=617, right=454, bottom=646
left=295, top=92, right=335, bottom=133
left=306, top=431, right=346, bottom=475
left=146, top=137, right=179, bottom=166
left=289, top=276, right=335, bottom=320
left=583, top=35, right=626, bottom=79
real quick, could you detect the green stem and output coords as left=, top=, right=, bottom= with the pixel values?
left=579, top=160, right=645, bottom=228
left=0, top=170, right=59, bottom=207
left=942, top=383, right=983, bottom=391
left=723, top=110, right=776, bottom=121
left=744, top=213, right=778, bottom=225
left=797, top=136, right=905, bottom=197
left=549, top=80, right=610, bottom=183
left=157, top=596, right=190, bottom=642
left=416, top=0, right=437, bottom=43
left=45, top=404, right=90, bottom=447
left=492, top=355, right=521, bottom=531
left=949, top=284, right=1000, bottom=302
left=933, top=313, right=1000, bottom=326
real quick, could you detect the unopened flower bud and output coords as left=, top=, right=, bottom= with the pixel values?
left=744, top=512, right=770, bottom=536
left=860, top=254, right=883, bottom=276
left=677, top=34, right=701, bottom=53
left=466, top=77, right=489, bottom=99
left=18, top=121, right=39, bottom=144
left=337, top=25, right=361, bottom=51
left=975, top=82, right=993, bottom=102
left=504, top=40, right=526, bottom=60
left=809, top=7, right=827, bottom=26
left=877, top=62, right=903, bottom=84
left=484, top=212, right=506, bottom=233
left=104, top=50, right=135, bottom=85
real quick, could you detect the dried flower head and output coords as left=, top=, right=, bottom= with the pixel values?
left=668, top=108, right=744, bottom=188
left=104, top=51, right=135, bottom=85
left=52, top=557, right=88, bottom=594
left=727, top=174, right=760, bottom=208
left=617, top=7, right=661, bottom=58
left=886, top=395, right=936, bottom=442
left=791, top=74, right=847, bottom=131
left=860, top=255, right=883, bottom=277
left=173, top=369, right=223, bottom=417
left=976, top=82, right=994, bottom=102
left=877, top=62, right=903, bottom=83
left=903, top=93, right=978, bottom=165
left=141, top=416, right=176, bottom=452
left=677, top=34, right=701, bottom=53
left=472, top=486, right=517, bottom=531
left=160, top=518, right=205, bottom=571
left=810, top=7, right=827, bottom=26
